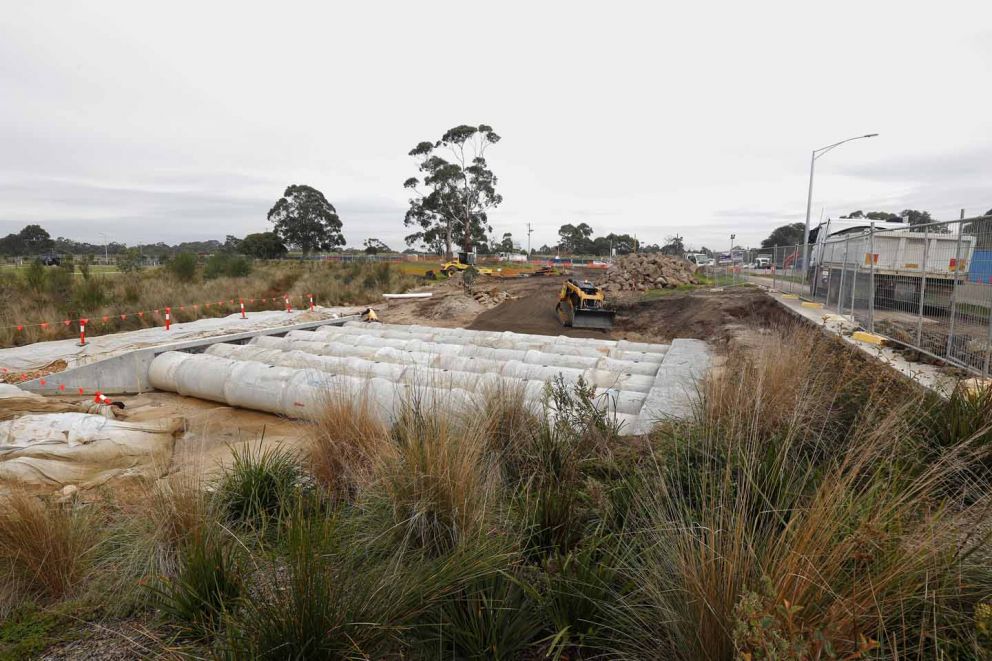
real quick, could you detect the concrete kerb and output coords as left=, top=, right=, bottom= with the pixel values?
left=16, top=315, right=362, bottom=396
left=749, top=284, right=959, bottom=396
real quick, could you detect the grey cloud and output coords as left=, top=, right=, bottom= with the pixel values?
left=837, top=144, right=992, bottom=183
left=0, top=174, right=411, bottom=246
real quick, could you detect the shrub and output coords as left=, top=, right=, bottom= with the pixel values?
left=24, top=259, right=45, bottom=292
left=78, top=254, right=92, bottom=280
left=204, top=253, right=252, bottom=280
left=217, top=443, right=302, bottom=531
left=71, top=276, right=107, bottom=310
left=374, top=262, right=392, bottom=287
left=123, top=280, right=141, bottom=304
left=604, top=326, right=990, bottom=659
left=45, top=262, right=74, bottom=305
left=223, top=507, right=506, bottom=659
left=166, top=252, right=198, bottom=282
left=115, top=248, right=141, bottom=273
left=518, top=377, right=617, bottom=560
left=0, top=493, right=102, bottom=607
left=98, top=474, right=215, bottom=613
left=308, top=393, right=394, bottom=501
left=476, top=384, right=540, bottom=486
left=429, top=570, right=544, bottom=660
left=541, top=537, right=622, bottom=657
left=150, top=529, right=243, bottom=639
left=381, top=403, right=496, bottom=555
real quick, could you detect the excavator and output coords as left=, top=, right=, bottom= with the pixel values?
left=555, top=279, right=615, bottom=330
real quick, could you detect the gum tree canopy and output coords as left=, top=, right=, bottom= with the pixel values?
left=403, top=124, right=502, bottom=260
left=267, top=185, right=345, bottom=256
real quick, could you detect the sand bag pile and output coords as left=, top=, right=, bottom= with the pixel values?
left=600, top=254, right=699, bottom=293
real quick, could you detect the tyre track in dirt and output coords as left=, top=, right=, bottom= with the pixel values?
left=466, top=277, right=613, bottom=339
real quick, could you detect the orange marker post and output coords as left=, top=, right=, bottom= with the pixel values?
left=240, top=299, right=246, bottom=319
left=165, top=307, right=172, bottom=331
left=78, top=318, right=88, bottom=346
left=284, top=295, right=292, bottom=313
left=308, top=293, right=315, bottom=311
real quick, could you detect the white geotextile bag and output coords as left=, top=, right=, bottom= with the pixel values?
left=0, top=412, right=181, bottom=487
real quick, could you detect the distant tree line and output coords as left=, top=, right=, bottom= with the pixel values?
left=545, top=222, right=701, bottom=257
left=759, top=207, right=992, bottom=249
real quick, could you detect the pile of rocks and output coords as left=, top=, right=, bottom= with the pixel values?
left=471, top=288, right=512, bottom=308
left=599, top=254, right=699, bottom=294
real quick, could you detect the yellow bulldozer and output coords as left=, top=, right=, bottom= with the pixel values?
left=555, top=279, right=615, bottom=330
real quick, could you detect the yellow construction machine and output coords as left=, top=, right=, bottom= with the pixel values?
left=434, top=251, right=495, bottom=278
left=556, top=279, right=615, bottom=330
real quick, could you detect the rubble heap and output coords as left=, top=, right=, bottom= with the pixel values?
left=599, top=254, right=699, bottom=294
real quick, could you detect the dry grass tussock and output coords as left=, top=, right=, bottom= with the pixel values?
left=309, top=386, right=501, bottom=554
left=382, top=400, right=499, bottom=553
left=0, top=491, right=104, bottom=613
left=308, top=391, right=395, bottom=501
left=615, top=323, right=992, bottom=659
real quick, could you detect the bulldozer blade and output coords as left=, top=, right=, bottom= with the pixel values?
left=570, top=309, right=615, bottom=330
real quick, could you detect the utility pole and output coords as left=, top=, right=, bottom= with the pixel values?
left=803, top=133, right=878, bottom=286
left=526, top=222, right=533, bottom=256
left=730, top=233, right=736, bottom=286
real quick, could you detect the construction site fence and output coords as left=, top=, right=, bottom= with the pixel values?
left=708, top=217, right=992, bottom=377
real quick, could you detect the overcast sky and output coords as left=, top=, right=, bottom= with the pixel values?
left=2, top=1, right=990, bottom=252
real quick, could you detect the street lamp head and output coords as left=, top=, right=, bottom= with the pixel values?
left=863, top=133, right=879, bottom=138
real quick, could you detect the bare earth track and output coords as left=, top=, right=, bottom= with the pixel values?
left=384, top=272, right=788, bottom=347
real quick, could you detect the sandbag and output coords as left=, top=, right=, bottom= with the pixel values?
left=0, top=412, right=182, bottom=488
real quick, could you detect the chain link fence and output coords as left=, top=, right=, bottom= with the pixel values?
left=709, top=216, right=992, bottom=377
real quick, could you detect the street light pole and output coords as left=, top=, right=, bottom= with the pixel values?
left=801, top=133, right=878, bottom=287
left=99, top=232, right=109, bottom=264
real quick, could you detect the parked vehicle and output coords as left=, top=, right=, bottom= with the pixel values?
left=810, top=219, right=976, bottom=308
left=686, top=253, right=712, bottom=267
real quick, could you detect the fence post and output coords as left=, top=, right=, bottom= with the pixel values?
left=916, top=226, right=929, bottom=346
left=849, top=235, right=860, bottom=321
left=837, top=236, right=849, bottom=314
left=868, top=222, right=876, bottom=333
left=946, top=224, right=964, bottom=359
left=771, top=247, right=777, bottom=290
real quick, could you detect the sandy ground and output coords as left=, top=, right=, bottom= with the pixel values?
left=126, top=392, right=310, bottom=478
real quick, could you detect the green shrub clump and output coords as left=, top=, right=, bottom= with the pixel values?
left=204, top=253, right=252, bottom=280
left=166, top=252, right=198, bottom=282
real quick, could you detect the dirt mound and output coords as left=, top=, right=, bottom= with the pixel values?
left=424, top=295, right=485, bottom=320
left=601, top=254, right=699, bottom=295
left=614, top=289, right=791, bottom=344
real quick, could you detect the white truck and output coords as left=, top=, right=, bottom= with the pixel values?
left=810, top=219, right=976, bottom=307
